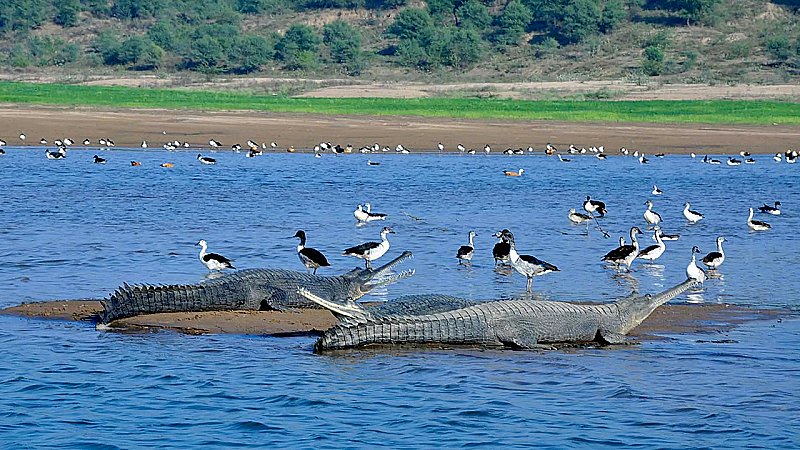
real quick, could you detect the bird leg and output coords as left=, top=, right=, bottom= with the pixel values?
left=526, top=277, right=533, bottom=293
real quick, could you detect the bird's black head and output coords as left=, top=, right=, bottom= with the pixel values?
left=292, top=230, right=306, bottom=239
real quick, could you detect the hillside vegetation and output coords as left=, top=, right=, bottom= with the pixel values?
left=0, top=0, right=799, bottom=84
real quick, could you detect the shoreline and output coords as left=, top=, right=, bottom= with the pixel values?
left=0, top=299, right=790, bottom=342
left=1, top=105, right=798, bottom=155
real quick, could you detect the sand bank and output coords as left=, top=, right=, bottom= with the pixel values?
left=1, top=105, right=797, bottom=155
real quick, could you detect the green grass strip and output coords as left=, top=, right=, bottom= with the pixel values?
left=0, top=81, right=798, bottom=125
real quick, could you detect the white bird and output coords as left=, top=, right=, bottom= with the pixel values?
left=82, top=139, right=90, bottom=145
left=701, top=236, right=726, bottom=269
left=727, top=157, right=742, bottom=166
left=141, top=140, right=148, bottom=148
left=683, top=202, right=704, bottom=223
left=437, top=142, right=444, bottom=152
left=506, top=232, right=559, bottom=292
left=643, top=200, right=662, bottom=226
left=637, top=229, right=666, bottom=263
left=353, top=205, right=369, bottom=222
left=503, top=168, right=524, bottom=177
left=209, top=139, right=221, bottom=148
left=197, top=154, right=216, bottom=164
left=457, top=144, right=466, bottom=152
left=456, top=231, right=476, bottom=264
left=747, top=208, right=771, bottom=231
left=343, top=227, right=394, bottom=269
left=45, top=147, right=67, bottom=160
left=686, top=246, right=706, bottom=283
left=774, top=153, right=783, bottom=162
left=558, top=154, right=571, bottom=163
left=196, top=239, right=235, bottom=271
left=652, top=185, right=663, bottom=195
left=39, top=138, right=48, bottom=145
left=484, top=144, right=491, bottom=154
left=19, top=133, right=26, bottom=141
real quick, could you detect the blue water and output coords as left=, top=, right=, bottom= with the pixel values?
left=1, top=147, right=799, bottom=448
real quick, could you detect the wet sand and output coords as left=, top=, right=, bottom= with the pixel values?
left=1, top=105, right=798, bottom=155
left=0, top=300, right=788, bottom=342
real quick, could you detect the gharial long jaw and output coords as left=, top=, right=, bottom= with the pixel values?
left=356, top=251, right=415, bottom=297
left=615, top=277, right=699, bottom=335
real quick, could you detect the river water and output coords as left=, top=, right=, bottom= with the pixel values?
left=1, top=147, right=798, bottom=448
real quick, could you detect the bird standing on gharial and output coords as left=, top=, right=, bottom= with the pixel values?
left=343, top=227, right=394, bottom=269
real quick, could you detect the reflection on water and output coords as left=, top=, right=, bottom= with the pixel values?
left=0, top=149, right=799, bottom=447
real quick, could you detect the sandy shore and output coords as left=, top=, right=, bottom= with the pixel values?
left=0, top=299, right=788, bottom=343
left=1, top=105, right=798, bottom=155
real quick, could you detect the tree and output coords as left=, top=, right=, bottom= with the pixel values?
left=0, top=0, right=49, bottom=33
left=493, top=0, right=532, bottom=46
left=441, top=27, right=484, bottom=67
left=426, top=0, right=455, bottom=20
left=456, top=0, right=491, bottom=30
left=54, top=0, right=81, bottom=27
left=599, top=0, right=625, bottom=33
left=184, top=35, right=224, bottom=70
left=323, top=20, right=367, bottom=74
left=93, top=29, right=121, bottom=64
left=665, top=0, right=719, bottom=25
left=560, top=0, right=600, bottom=44
left=111, top=0, right=163, bottom=19
left=386, top=8, right=435, bottom=42
left=276, top=24, right=322, bottom=70
left=228, top=34, right=273, bottom=73
left=117, top=35, right=163, bottom=68
left=642, top=45, right=664, bottom=75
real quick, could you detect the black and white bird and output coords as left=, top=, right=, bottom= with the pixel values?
left=747, top=208, right=771, bottom=231
left=197, top=154, right=216, bottom=165
left=343, top=226, right=394, bottom=269
left=45, top=147, right=67, bottom=160
left=683, top=202, right=704, bottom=223
left=209, top=139, right=222, bottom=148
left=361, top=203, right=387, bottom=221
left=701, top=236, right=726, bottom=270
left=637, top=229, right=666, bottom=263
left=602, top=226, right=643, bottom=271
left=652, top=185, right=663, bottom=195
left=653, top=226, right=680, bottom=241
left=292, top=230, right=330, bottom=274
left=19, top=133, right=26, bottom=142
left=758, top=201, right=781, bottom=215
left=558, top=154, right=571, bottom=163
left=367, top=160, right=381, bottom=166
left=437, top=142, right=445, bottom=152
left=39, top=138, right=48, bottom=145
left=93, top=155, right=106, bottom=164
left=727, top=157, right=742, bottom=166
left=584, top=196, right=607, bottom=216
left=686, top=246, right=706, bottom=283
left=643, top=200, right=662, bottom=226
left=82, top=138, right=91, bottom=146
left=492, top=229, right=512, bottom=266
left=506, top=232, right=559, bottom=292
left=456, top=230, right=476, bottom=264
left=196, top=239, right=235, bottom=272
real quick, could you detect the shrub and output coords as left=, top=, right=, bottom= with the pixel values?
left=492, top=0, right=532, bottom=46
left=642, top=45, right=664, bottom=75
left=54, top=0, right=81, bottom=27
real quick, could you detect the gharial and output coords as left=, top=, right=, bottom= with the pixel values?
left=96, top=251, right=414, bottom=327
left=300, top=276, right=699, bottom=352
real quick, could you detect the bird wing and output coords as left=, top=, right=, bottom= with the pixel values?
left=301, top=247, right=330, bottom=266
left=638, top=245, right=659, bottom=256
left=204, top=252, right=233, bottom=265
left=492, top=242, right=510, bottom=257
left=603, top=245, right=634, bottom=261
left=344, top=241, right=380, bottom=255
left=702, top=252, right=722, bottom=263
left=519, top=254, right=559, bottom=271
left=457, top=245, right=473, bottom=257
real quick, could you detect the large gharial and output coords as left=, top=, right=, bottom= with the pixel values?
left=98, top=251, right=415, bottom=325
left=299, top=277, right=699, bottom=352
